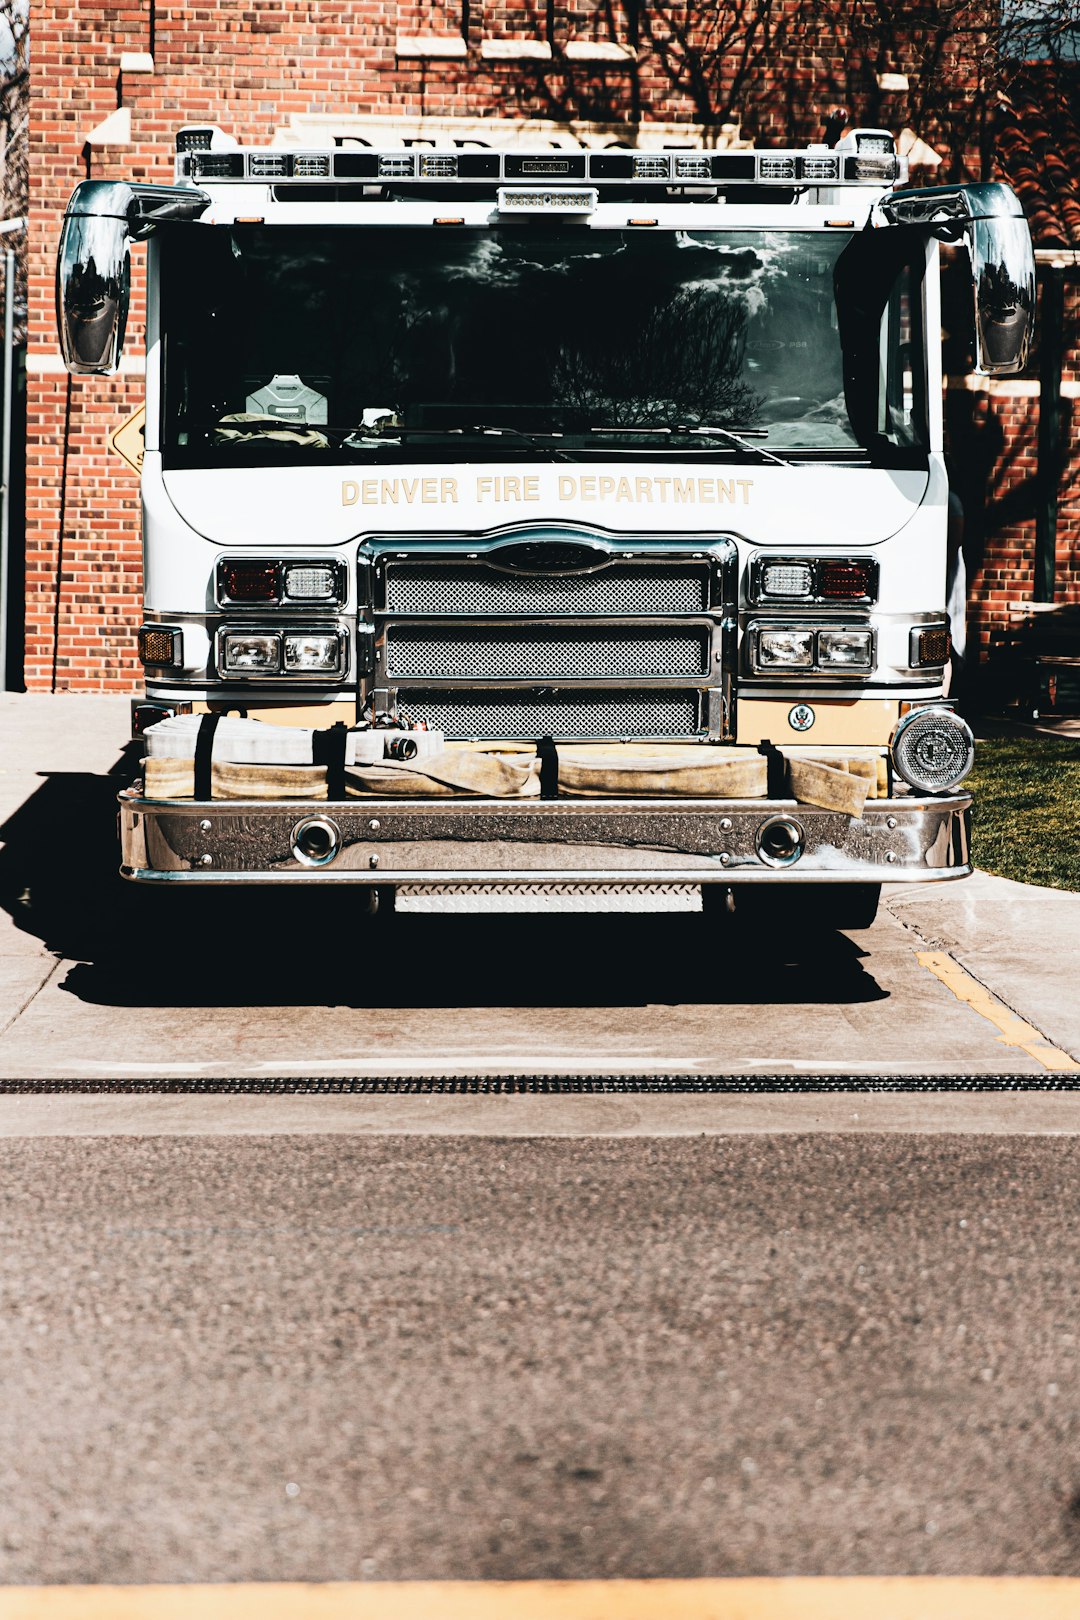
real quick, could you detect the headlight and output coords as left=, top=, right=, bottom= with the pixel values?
left=220, top=632, right=280, bottom=674
left=891, top=707, right=975, bottom=794
left=284, top=632, right=342, bottom=673
left=818, top=628, right=873, bottom=669
left=216, top=627, right=346, bottom=678
left=757, top=628, right=814, bottom=668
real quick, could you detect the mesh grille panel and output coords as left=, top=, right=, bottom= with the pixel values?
left=384, top=564, right=708, bottom=617
left=386, top=625, right=709, bottom=680
left=399, top=689, right=701, bottom=740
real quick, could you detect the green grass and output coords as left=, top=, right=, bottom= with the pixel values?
left=967, top=736, right=1080, bottom=891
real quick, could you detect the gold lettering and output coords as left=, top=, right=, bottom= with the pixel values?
left=422, top=477, right=438, bottom=502
left=655, top=477, right=671, bottom=502
left=476, top=475, right=495, bottom=502
left=440, top=477, right=459, bottom=503
left=698, top=478, right=715, bottom=502
left=634, top=477, right=653, bottom=502
left=361, top=479, right=378, bottom=504
left=342, top=480, right=360, bottom=506
left=558, top=475, right=577, bottom=500
left=580, top=475, right=597, bottom=501
left=379, top=478, right=399, bottom=504
left=737, top=478, right=754, bottom=504
left=523, top=474, right=540, bottom=501
left=598, top=475, right=616, bottom=501
left=716, top=478, right=735, bottom=503
left=401, top=478, right=420, bottom=504
left=615, top=477, right=633, bottom=501
left=503, top=475, right=522, bottom=501
left=673, top=477, right=694, bottom=503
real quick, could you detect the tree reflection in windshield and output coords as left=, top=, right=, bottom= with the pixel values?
left=162, top=225, right=914, bottom=465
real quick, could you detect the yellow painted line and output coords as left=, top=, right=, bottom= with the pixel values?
left=3, top=1582, right=1080, bottom=1619
left=918, top=950, right=1080, bottom=1073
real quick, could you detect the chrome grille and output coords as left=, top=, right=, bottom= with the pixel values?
left=386, top=625, right=709, bottom=681
left=397, top=689, right=701, bottom=740
left=383, top=564, right=708, bottom=617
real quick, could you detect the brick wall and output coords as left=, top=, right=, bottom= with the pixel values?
left=27, top=0, right=1057, bottom=693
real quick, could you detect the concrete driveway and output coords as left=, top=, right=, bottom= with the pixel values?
left=2, top=694, right=1078, bottom=1083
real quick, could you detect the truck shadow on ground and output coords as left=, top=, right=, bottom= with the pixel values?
left=0, top=768, right=886, bottom=1010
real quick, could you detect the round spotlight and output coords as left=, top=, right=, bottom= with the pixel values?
left=891, top=707, right=975, bottom=794
left=290, top=815, right=341, bottom=868
left=755, top=815, right=805, bottom=867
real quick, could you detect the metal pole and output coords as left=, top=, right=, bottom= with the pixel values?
left=1035, top=262, right=1064, bottom=604
left=0, top=245, right=12, bottom=691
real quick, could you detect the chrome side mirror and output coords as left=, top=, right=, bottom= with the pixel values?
left=56, top=181, right=211, bottom=376
left=57, top=190, right=131, bottom=374
left=969, top=209, right=1035, bottom=374
left=877, top=180, right=1036, bottom=375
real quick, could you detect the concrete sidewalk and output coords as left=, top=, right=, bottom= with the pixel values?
left=2, top=691, right=1079, bottom=1081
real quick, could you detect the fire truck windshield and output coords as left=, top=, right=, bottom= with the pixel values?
left=160, top=224, right=929, bottom=467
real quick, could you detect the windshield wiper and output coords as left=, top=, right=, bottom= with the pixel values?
left=348, top=422, right=574, bottom=460
left=588, top=423, right=791, bottom=466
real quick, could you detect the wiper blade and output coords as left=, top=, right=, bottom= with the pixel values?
left=588, top=423, right=790, bottom=466
left=350, top=422, right=573, bottom=460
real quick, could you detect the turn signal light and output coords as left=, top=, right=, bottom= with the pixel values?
left=138, top=626, right=181, bottom=667
left=912, top=626, right=952, bottom=667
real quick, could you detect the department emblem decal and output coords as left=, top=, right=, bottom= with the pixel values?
left=788, top=703, right=815, bottom=732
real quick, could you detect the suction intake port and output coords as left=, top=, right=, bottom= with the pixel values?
left=291, top=815, right=341, bottom=868
left=755, top=815, right=805, bottom=867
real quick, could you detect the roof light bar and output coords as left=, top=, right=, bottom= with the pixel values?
left=175, top=144, right=906, bottom=190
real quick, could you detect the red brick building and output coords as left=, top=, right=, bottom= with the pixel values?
left=23, top=2, right=1080, bottom=692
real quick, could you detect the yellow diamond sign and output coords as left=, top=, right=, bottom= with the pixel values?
left=109, top=404, right=145, bottom=475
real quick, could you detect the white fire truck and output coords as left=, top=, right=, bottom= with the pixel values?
left=56, top=122, right=1035, bottom=923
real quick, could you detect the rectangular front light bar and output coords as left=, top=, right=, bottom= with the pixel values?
left=217, top=627, right=346, bottom=679
left=179, top=147, right=904, bottom=189
left=751, top=556, right=878, bottom=605
left=217, top=558, right=345, bottom=608
left=497, top=187, right=598, bottom=214
left=749, top=624, right=875, bottom=674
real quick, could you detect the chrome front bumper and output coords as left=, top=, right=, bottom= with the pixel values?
left=118, top=789, right=971, bottom=886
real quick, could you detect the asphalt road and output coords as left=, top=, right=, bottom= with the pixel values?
left=1, top=1130, right=1078, bottom=1584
